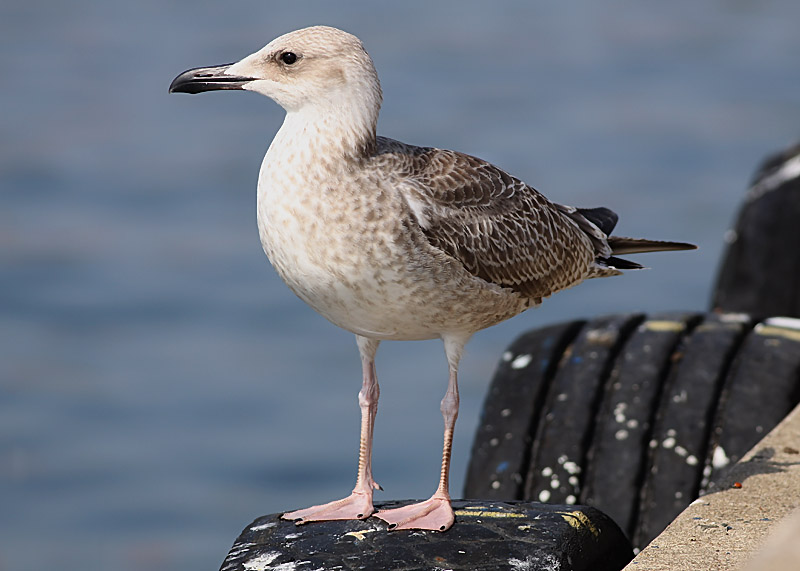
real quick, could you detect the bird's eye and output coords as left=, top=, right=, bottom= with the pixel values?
left=280, top=52, right=298, bottom=65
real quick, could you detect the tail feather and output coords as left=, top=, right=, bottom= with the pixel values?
left=607, top=236, right=697, bottom=256
left=603, top=255, right=645, bottom=270
left=576, top=207, right=619, bottom=236
left=594, top=236, right=697, bottom=276
left=570, top=204, right=697, bottom=273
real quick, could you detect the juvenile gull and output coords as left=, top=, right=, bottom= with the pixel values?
left=169, top=25, right=696, bottom=532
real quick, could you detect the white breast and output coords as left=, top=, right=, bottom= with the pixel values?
left=255, top=126, right=408, bottom=337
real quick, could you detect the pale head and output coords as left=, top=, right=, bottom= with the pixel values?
left=170, top=26, right=383, bottom=117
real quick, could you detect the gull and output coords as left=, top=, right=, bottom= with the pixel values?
left=169, top=25, right=695, bottom=532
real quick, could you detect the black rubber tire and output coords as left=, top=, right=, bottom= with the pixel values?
left=465, top=320, right=586, bottom=500
left=464, top=312, right=800, bottom=549
left=220, top=501, right=634, bottom=571
left=711, top=142, right=800, bottom=319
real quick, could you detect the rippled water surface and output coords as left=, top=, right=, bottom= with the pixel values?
left=2, top=2, right=800, bottom=569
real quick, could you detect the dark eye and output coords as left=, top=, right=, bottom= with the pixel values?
left=280, top=52, right=298, bottom=65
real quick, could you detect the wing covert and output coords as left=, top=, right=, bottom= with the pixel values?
left=386, top=143, right=597, bottom=300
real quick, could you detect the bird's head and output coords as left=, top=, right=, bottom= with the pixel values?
left=169, top=26, right=382, bottom=116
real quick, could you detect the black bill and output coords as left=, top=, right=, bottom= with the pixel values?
left=169, top=64, right=256, bottom=94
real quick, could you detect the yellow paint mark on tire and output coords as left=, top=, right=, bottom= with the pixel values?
left=755, top=324, right=800, bottom=343
left=642, top=320, right=686, bottom=333
left=557, top=510, right=599, bottom=537
left=343, top=528, right=377, bottom=541
left=454, top=509, right=526, bottom=518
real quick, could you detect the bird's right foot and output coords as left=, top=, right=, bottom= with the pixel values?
left=282, top=491, right=375, bottom=524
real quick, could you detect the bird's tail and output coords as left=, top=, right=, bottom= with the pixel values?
left=607, top=236, right=698, bottom=256
left=569, top=205, right=697, bottom=274
left=597, top=237, right=697, bottom=273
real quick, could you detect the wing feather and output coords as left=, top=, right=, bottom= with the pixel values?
left=374, top=138, right=597, bottom=299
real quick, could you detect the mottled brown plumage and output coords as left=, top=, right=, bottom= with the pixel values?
left=372, top=136, right=692, bottom=303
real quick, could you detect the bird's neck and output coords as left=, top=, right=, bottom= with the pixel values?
left=268, top=98, right=379, bottom=166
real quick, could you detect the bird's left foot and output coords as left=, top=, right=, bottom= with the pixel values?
left=281, top=490, right=375, bottom=524
left=374, top=495, right=454, bottom=532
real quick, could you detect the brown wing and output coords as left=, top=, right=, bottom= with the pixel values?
left=376, top=138, right=599, bottom=300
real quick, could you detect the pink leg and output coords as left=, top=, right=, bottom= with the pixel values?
left=282, top=336, right=381, bottom=524
left=375, top=334, right=469, bottom=532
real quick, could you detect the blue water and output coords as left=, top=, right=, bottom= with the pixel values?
left=2, top=1, right=800, bottom=569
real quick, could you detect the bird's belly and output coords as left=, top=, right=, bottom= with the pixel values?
left=277, top=262, right=526, bottom=341
left=257, top=199, right=527, bottom=340
left=292, top=272, right=448, bottom=341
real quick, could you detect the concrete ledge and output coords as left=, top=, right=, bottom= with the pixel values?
left=624, top=402, right=800, bottom=570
